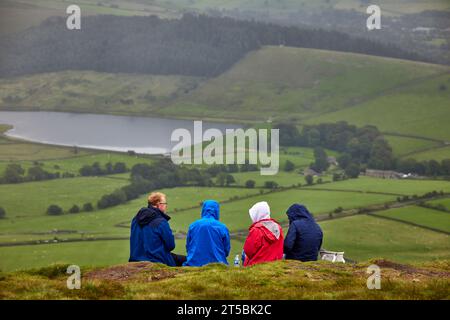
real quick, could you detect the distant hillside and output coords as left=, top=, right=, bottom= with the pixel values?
left=2, top=46, right=449, bottom=156
left=162, top=46, right=449, bottom=127
left=0, top=70, right=204, bottom=115
left=306, top=73, right=450, bottom=142
left=154, top=0, right=450, bottom=15
left=1, top=259, right=449, bottom=299
left=0, top=13, right=424, bottom=78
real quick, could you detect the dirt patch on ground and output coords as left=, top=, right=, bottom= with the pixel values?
left=84, top=262, right=178, bottom=282
left=367, top=259, right=450, bottom=279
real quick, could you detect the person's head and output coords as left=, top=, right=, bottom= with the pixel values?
left=148, top=192, right=167, bottom=213
left=249, top=201, right=270, bottom=223
left=201, top=200, right=220, bottom=220
left=286, top=204, right=312, bottom=224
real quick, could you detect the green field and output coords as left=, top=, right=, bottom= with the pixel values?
left=229, top=171, right=331, bottom=188
left=312, top=176, right=450, bottom=196
left=0, top=181, right=397, bottom=244
left=307, top=73, right=450, bottom=142
left=320, top=214, right=450, bottom=262
left=0, top=176, right=130, bottom=218
left=168, top=188, right=397, bottom=233
left=0, top=186, right=263, bottom=243
left=374, top=206, right=450, bottom=233
left=0, top=141, right=94, bottom=161
left=384, top=135, right=441, bottom=157
left=279, top=146, right=338, bottom=168
left=0, top=151, right=154, bottom=176
left=426, top=198, right=450, bottom=210
left=406, top=146, right=450, bottom=162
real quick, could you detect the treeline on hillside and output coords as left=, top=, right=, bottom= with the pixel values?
left=0, top=161, right=129, bottom=184
left=0, top=13, right=424, bottom=78
left=0, top=163, right=75, bottom=184
left=79, top=162, right=127, bottom=176
left=95, top=160, right=261, bottom=210
left=275, top=121, right=450, bottom=176
left=45, top=160, right=263, bottom=214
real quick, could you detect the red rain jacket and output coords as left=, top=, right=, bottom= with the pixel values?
left=243, top=218, right=284, bottom=266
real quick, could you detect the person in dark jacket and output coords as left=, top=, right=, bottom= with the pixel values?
left=284, top=204, right=323, bottom=262
left=129, top=192, right=186, bottom=266
left=183, top=200, right=230, bottom=267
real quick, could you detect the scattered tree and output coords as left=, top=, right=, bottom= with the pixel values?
left=305, top=175, right=314, bottom=186
left=69, top=205, right=80, bottom=214
left=284, top=160, right=295, bottom=172
left=245, top=180, right=256, bottom=188
left=82, top=203, right=94, bottom=212
left=47, top=205, right=63, bottom=216
left=264, top=181, right=279, bottom=189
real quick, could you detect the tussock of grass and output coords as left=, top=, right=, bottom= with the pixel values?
left=1, top=259, right=449, bottom=300
left=25, top=263, right=71, bottom=279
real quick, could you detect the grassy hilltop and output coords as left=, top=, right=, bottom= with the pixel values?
left=0, top=259, right=449, bottom=299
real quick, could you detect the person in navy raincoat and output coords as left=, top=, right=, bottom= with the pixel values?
left=183, top=200, right=230, bottom=266
left=129, top=192, right=186, bottom=266
left=284, top=204, right=323, bottom=262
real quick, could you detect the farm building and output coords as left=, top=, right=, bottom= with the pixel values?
left=364, top=169, right=404, bottom=179
left=303, top=168, right=321, bottom=176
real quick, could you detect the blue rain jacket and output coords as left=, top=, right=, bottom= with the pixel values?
left=183, top=200, right=230, bottom=266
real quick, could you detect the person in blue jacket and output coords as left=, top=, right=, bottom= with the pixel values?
left=129, top=192, right=186, bottom=266
left=183, top=200, right=230, bottom=267
left=284, top=203, right=323, bottom=262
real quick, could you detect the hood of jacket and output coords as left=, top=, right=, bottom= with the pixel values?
left=249, top=201, right=270, bottom=223
left=286, top=204, right=314, bottom=224
left=252, top=219, right=281, bottom=243
left=201, top=200, right=220, bottom=220
left=136, top=205, right=170, bottom=226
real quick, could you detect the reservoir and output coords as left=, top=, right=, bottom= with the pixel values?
left=0, top=111, right=241, bottom=154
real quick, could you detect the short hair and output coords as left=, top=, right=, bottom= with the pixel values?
left=148, top=192, right=166, bottom=206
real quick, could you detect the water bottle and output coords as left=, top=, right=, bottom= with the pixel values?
left=234, top=254, right=240, bottom=267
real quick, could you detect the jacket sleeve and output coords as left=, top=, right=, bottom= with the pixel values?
left=158, top=220, right=176, bottom=252
left=284, top=222, right=297, bottom=254
left=222, top=227, right=231, bottom=257
left=243, top=227, right=262, bottom=260
left=318, top=228, right=323, bottom=251
left=185, top=225, right=192, bottom=255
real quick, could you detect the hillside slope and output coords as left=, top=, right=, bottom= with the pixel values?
left=2, top=46, right=449, bottom=155
left=306, top=73, right=450, bottom=142
left=1, top=259, right=448, bottom=299
left=163, top=46, right=449, bottom=138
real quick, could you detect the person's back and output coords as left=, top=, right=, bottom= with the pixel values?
left=129, top=192, right=177, bottom=266
left=183, top=200, right=230, bottom=267
left=243, top=201, right=284, bottom=266
left=284, top=204, right=323, bottom=262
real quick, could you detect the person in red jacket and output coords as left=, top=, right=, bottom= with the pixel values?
left=243, top=201, right=284, bottom=266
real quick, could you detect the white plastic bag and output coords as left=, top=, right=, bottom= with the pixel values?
left=319, top=249, right=345, bottom=263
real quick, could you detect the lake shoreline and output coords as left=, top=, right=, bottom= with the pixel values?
left=0, top=110, right=242, bottom=156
